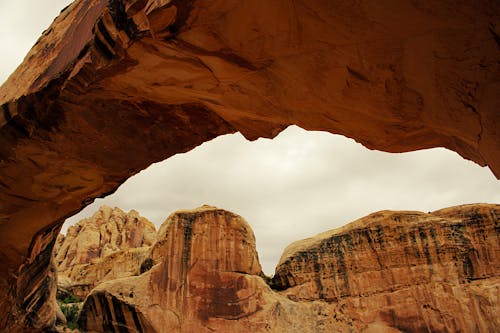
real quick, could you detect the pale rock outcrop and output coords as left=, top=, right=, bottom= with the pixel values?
left=56, top=205, right=156, bottom=269
left=55, top=205, right=156, bottom=297
left=78, top=204, right=500, bottom=333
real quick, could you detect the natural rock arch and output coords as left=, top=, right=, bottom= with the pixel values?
left=0, top=0, right=498, bottom=330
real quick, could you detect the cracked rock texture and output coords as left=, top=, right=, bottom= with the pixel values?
left=0, top=0, right=499, bottom=330
left=78, top=204, right=499, bottom=333
left=54, top=205, right=156, bottom=297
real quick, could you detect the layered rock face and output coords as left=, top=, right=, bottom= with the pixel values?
left=0, top=223, right=62, bottom=332
left=78, top=206, right=363, bottom=333
left=55, top=205, right=156, bottom=297
left=79, top=205, right=271, bottom=332
left=0, top=0, right=499, bottom=330
left=78, top=204, right=499, bottom=333
left=272, top=204, right=500, bottom=332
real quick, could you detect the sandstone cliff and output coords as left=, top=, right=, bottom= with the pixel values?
left=55, top=205, right=156, bottom=297
left=79, top=205, right=273, bottom=332
left=78, top=204, right=499, bottom=333
left=272, top=204, right=500, bottom=332
left=1, top=1, right=499, bottom=330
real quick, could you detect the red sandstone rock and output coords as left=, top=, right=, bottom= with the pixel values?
left=0, top=0, right=499, bottom=330
left=272, top=204, right=500, bottom=332
left=79, top=206, right=273, bottom=332
left=78, top=204, right=499, bottom=333
left=79, top=206, right=362, bottom=332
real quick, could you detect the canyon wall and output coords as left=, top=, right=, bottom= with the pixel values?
left=78, top=204, right=499, bottom=333
left=0, top=0, right=499, bottom=330
left=78, top=205, right=360, bottom=332
left=272, top=204, right=500, bottom=332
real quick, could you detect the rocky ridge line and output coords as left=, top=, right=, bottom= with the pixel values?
left=71, top=204, right=499, bottom=333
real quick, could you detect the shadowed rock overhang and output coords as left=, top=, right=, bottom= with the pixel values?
left=0, top=0, right=499, bottom=331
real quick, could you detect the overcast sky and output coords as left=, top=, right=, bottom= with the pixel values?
left=2, top=1, right=499, bottom=275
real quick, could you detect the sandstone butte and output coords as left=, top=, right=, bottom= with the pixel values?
left=0, top=0, right=498, bottom=331
left=72, top=204, right=500, bottom=333
left=54, top=205, right=156, bottom=298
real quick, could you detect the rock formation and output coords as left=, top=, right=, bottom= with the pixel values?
left=78, top=204, right=499, bottom=333
left=79, top=205, right=272, bottom=332
left=55, top=205, right=156, bottom=297
left=0, top=0, right=498, bottom=330
left=1, top=222, right=62, bottom=332
left=272, top=203, right=500, bottom=332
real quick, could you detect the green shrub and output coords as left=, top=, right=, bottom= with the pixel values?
left=60, top=303, right=79, bottom=329
left=61, top=294, right=82, bottom=304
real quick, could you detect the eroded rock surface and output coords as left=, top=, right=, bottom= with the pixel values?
left=272, top=204, right=500, bottom=332
left=1, top=223, right=62, bottom=332
left=78, top=204, right=499, bottom=333
left=78, top=206, right=365, bottom=332
left=0, top=0, right=499, bottom=330
left=79, top=206, right=274, bottom=332
left=55, top=205, right=156, bottom=297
